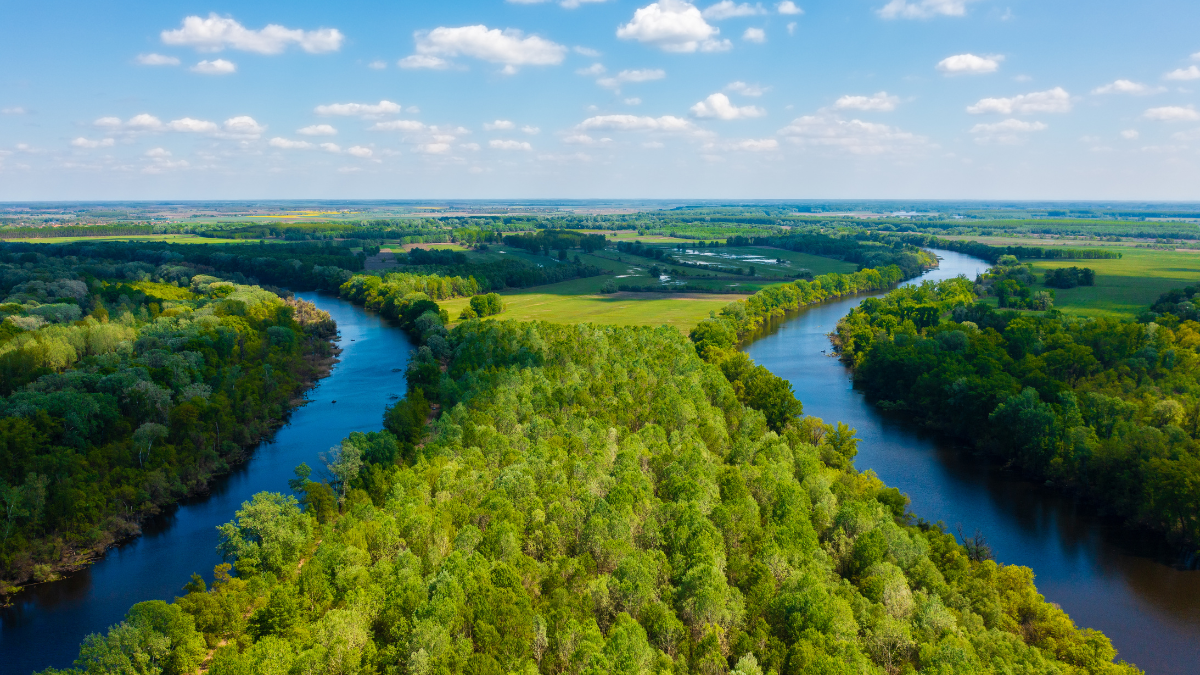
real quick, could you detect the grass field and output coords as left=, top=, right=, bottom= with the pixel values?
left=439, top=275, right=742, bottom=331
left=0, top=234, right=256, bottom=244
left=1024, top=249, right=1200, bottom=318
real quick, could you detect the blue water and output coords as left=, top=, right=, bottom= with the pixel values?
left=745, top=250, right=1200, bottom=675
left=0, top=292, right=414, bottom=674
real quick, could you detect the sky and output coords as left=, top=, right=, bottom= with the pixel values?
left=1, top=0, right=1199, bottom=200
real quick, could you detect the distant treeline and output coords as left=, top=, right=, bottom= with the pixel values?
left=0, top=225, right=158, bottom=239
left=893, top=234, right=1123, bottom=262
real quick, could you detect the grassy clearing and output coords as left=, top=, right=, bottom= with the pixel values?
left=1023, top=249, right=1200, bottom=318
left=439, top=276, right=741, bottom=331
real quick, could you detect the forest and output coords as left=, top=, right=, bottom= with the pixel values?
left=835, top=275, right=1200, bottom=550
left=42, top=289, right=1140, bottom=675
left=0, top=245, right=337, bottom=593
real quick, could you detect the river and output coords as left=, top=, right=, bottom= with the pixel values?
left=4, top=258, right=1199, bottom=674
left=744, top=249, right=1200, bottom=675
left=0, top=292, right=415, bottom=675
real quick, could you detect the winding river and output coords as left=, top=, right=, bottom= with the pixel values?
left=2, top=254, right=1198, bottom=674
left=0, top=293, right=415, bottom=675
left=745, top=250, right=1200, bottom=675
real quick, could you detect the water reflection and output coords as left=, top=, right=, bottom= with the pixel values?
left=744, top=250, right=1200, bottom=675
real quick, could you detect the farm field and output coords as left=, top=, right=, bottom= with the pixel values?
left=1024, top=248, right=1200, bottom=318
left=0, top=233, right=256, bottom=244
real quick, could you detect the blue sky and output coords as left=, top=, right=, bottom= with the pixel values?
left=1, top=0, right=1199, bottom=200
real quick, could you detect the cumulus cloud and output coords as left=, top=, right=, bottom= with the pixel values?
left=597, top=68, right=666, bottom=89
left=577, top=63, right=606, bottom=76
left=834, top=92, right=899, bottom=112
left=1092, top=79, right=1163, bottom=95
left=878, top=0, right=977, bottom=19
left=320, top=143, right=341, bottom=152
left=1144, top=105, right=1200, bottom=122
left=368, top=60, right=387, bottom=70
left=485, top=120, right=516, bottom=130
left=166, top=118, right=219, bottom=133
left=702, top=1, right=767, bottom=19
left=489, top=139, right=533, bottom=150
left=712, top=138, right=778, bottom=151
left=743, top=28, right=766, bottom=43
left=726, top=81, right=769, bottom=96
left=221, top=116, right=266, bottom=137
left=690, top=93, right=765, bottom=119
left=146, top=147, right=172, bottom=158
left=269, top=137, right=313, bottom=149
left=577, top=114, right=697, bottom=133
left=315, top=100, right=403, bottom=117
left=407, top=25, right=567, bottom=72
left=522, top=125, right=541, bottom=134
left=89, top=114, right=263, bottom=138
left=969, top=118, right=1047, bottom=144
left=1164, top=66, right=1200, bottom=81
left=937, top=53, right=1002, bottom=75
left=967, top=87, right=1071, bottom=114
left=777, top=1, right=803, bottom=13
left=778, top=114, right=928, bottom=154
left=416, top=143, right=452, bottom=154
left=161, top=14, right=343, bottom=54
left=137, top=53, right=180, bottom=66
left=192, top=59, right=236, bottom=75
left=71, top=137, right=115, bottom=149
left=617, top=1, right=730, bottom=53
left=369, top=120, right=427, bottom=132
left=2, top=107, right=26, bottom=115
left=298, top=124, right=337, bottom=136
left=1120, top=129, right=1139, bottom=140
left=346, top=146, right=374, bottom=158
left=126, top=114, right=164, bottom=130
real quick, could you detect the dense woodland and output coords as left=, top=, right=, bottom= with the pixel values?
left=836, top=277, right=1200, bottom=550
left=0, top=246, right=337, bottom=592
left=44, top=300, right=1139, bottom=675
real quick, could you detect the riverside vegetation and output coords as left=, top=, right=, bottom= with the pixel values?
left=0, top=245, right=337, bottom=594
left=41, top=261, right=1139, bottom=675
left=835, top=270, right=1200, bottom=554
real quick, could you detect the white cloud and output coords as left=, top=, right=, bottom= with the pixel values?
left=2, top=107, right=27, bottom=115
left=368, top=60, right=387, bottom=70
left=777, top=1, right=803, bottom=14
left=221, top=116, right=266, bottom=137
left=1092, top=79, right=1163, bottom=95
left=577, top=114, right=696, bottom=133
left=1121, top=129, right=1139, bottom=140
left=145, top=148, right=172, bottom=158
left=937, top=53, right=1002, bottom=75
left=370, top=120, right=427, bottom=132
left=743, top=27, right=766, bottom=43
left=128, top=114, right=164, bottom=130
left=398, top=55, right=451, bottom=70
left=690, top=92, right=765, bottom=119
left=1172, top=128, right=1200, bottom=142
left=731, top=138, right=778, bottom=151
left=137, top=53, right=180, bottom=66
left=71, top=137, right=115, bottom=148
left=597, top=68, right=666, bottom=89
left=298, top=124, right=337, bottom=136
left=484, top=120, right=516, bottom=130
left=834, top=91, right=899, bottom=112
left=726, top=81, right=768, bottom=96
left=416, top=143, right=452, bottom=154
left=878, top=0, right=977, bottom=19
left=508, top=0, right=611, bottom=7
left=269, top=137, right=313, bottom=149
left=167, top=117, right=219, bottom=133
left=564, top=133, right=605, bottom=144
left=967, top=87, right=1071, bottom=114
left=320, top=142, right=341, bottom=153
left=522, top=125, right=541, bottom=134
left=192, top=59, right=236, bottom=75
left=702, top=2, right=767, bottom=20
left=617, top=1, right=728, bottom=53
left=574, top=46, right=602, bottom=57
left=577, top=63, right=606, bottom=76
left=161, top=14, right=343, bottom=54
left=347, top=146, right=374, bottom=158
left=1164, top=66, right=1200, bottom=81
left=489, top=139, right=533, bottom=150
left=409, top=25, right=567, bottom=71
left=625, top=97, right=642, bottom=105
left=778, top=114, right=928, bottom=154
left=787, top=21, right=797, bottom=35
left=970, top=118, right=1047, bottom=144
left=1144, top=105, right=1200, bottom=122
left=315, top=100, right=403, bottom=117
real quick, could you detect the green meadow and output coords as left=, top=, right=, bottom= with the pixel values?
left=1025, top=248, right=1200, bottom=318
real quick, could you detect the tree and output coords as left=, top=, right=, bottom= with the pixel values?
left=321, top=443, right=363, bottom=503
left=216, top=492, right=312, bottom=578
left=133, top=423, right=168, bottom=468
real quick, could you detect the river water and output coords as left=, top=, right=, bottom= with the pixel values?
left=744, top=249, right=1200, bottom=675
left=4, top=259, right=1199, bottom=674
left=0, top=293, right=415, bottom=675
